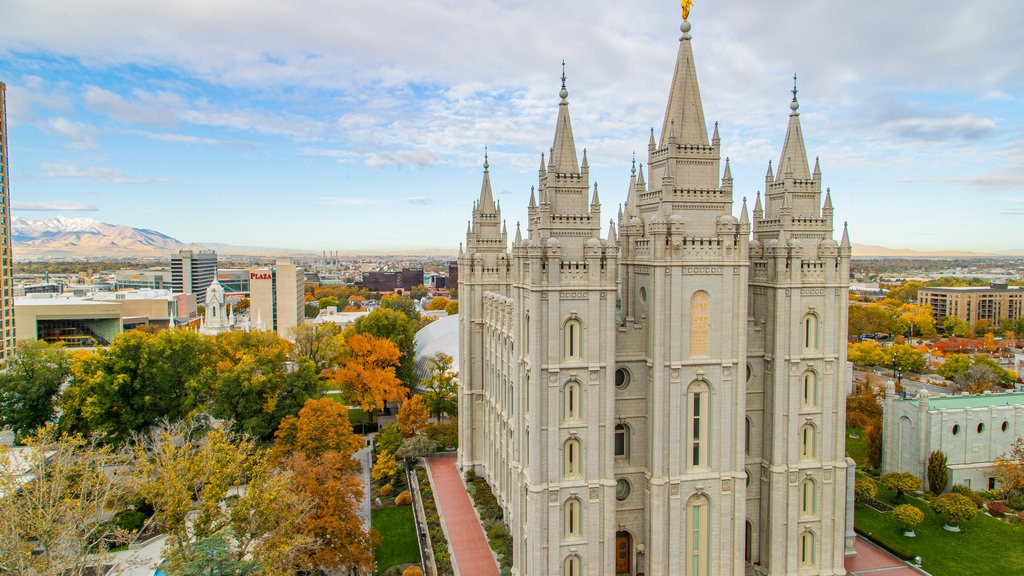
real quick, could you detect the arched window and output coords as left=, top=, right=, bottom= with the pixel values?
left=687, top=494, right=710, bottom=576
left=564, top=499, right=582, bottom=539
left=800, top=424, right=816, bottom=460
left=564, top=554, right=582, bottom=576
left=803, top=314, right=819, bottom=350
left=800, top=530, right=816, bottom=567
left=564, top=381, right=582, bottom=421
left=745, top=417, right=751, bottom=455
left=564, top=438, right=582, bottom=477
left=688, top=381, right=710, bottom=468
left=802, top=371, right=818, bottom=408
left=615, top=423, right=631, bottom=459
left=690, top=291, right=710, bottom=356
left=524, top=313, right=530, bottom=355
left=564, top=318, right=583, bottom=360
left=801, top=479, right=816, bottom=516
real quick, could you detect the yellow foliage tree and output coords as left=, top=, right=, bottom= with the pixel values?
left=425, top=296, right=450, bottom=311
left=992, top=437, right=1024, bottom=495
left=331, top=333, right=408, bottom=419
left=371, top=451, right=398, bottom=483
left=273, top=398, right=365, bottom=463
left=397, top=395, right=430, bottom=437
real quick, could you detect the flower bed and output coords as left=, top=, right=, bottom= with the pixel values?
left=415, top=465, right=454, bottom=575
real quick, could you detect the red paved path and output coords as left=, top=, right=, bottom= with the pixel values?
left=427, top=455, right=500, bottom=576
left=846, top=536, right=927, bottom=576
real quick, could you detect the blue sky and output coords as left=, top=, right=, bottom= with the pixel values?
left=2, top=0, right=1023, bottom=254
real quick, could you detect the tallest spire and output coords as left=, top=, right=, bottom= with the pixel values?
left=659, top=15, right=708, bottom=148
left=550, top=61, right=580, bottom=173
left=776, top=74, right=811, bottom=182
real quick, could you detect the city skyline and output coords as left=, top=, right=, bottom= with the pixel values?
left=1, top=0, right=1022, bottom=253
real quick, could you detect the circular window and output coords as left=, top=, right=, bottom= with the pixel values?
left=615, top=368, right=631, bottom=389
left=615, top=478, right=631, bottom=501
left=639, top=286, right=647, bottom=303
left=1003, top=421, right=1009, bottom=432
left=977, top=422, right=985, bottom=434
left=952, top=424, right=960, bottom=436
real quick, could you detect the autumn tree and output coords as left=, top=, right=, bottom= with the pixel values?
left=865, top=422, right=883, bottom=470
left=272, top=398, right=365, bottom=462
left=846, top=377, right=882, bottom=429
left=425, top=296, right=450, bottom=311
left=445, top=300, right=459, bottom=315
left=0, top=340, right=71, bottom=440
left=847, top=340, right=886, bottom=368
left=397, top=395, right=430, bottom=437
left=331, top=333, right=408, bottom=420
left=938, top=354, right=972, bottom=380
left=374, top=421, right=403, bottom=457
left=930, top=493, right=977, bottom=529
left=291, top=321, right=347, bottom=375
left=942, top=315, right=970, bottom=337
left=891, top=343, right=926, bottom=374
left=992, top=437, right=1024, bottom=496
left=59, top=328, right=215, bottom=444
left=371, top=451, right=398, bottom=484
left=893, top=504, right=924, bottom=534
left=880, top=471, right=923, bottom=502
left=348, top=306, right=418, bottom=386
left=421, top=352, right=459, bottom=421
left=928, top=450, right=949, bottom=495
left=855, top=477, right=878, bottom=502
left=409, top=284, right=429, bottom=300
left=379, top=294, right=421, bottom=322
left=0, top=428, right=133, bottom=574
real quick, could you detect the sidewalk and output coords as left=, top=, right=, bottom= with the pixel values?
left=426, top=454, right=499, bottom=576
left=846, top=536, right=929, bottom=575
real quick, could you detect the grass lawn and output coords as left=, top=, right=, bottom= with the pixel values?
left=846, top=426, right=867, bottom=469
left=854, top=481, right=1024, bottom=575
left=372, top=505, right=420, bottom=572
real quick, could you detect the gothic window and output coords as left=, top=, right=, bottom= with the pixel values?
left=800, top=424, right=817, bottom=460
left=690, top=291, right=710, bottom=356
left=564, top=438, right=582, bottom=477
left=524, top=313, right=530, bottom=354
left=614, top=423, right=631, bottom=459
left=745, top=417, right=751, bottom=455
left=564, top=499, right=582, bottom=539
left=802, top=371, right=818, bottom=408
left=801, top=479, right=816, bottom=516
left=564, top=554, right=582, bottom=576
left=564, top=318, right=583, bottom=360
left=688, top=381, right=710, bottom=468
left=564, top=381, right=582, bottom=421
left=800, top=530, right=816, bottom=567
left=803, top=313, right=819, bottom=350
left=687, top=494, right=710, bottom=576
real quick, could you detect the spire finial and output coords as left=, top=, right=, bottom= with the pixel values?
left=483, top=146, right=489, bottom=171
left=790, top=73, right=800, bottom=112
left=559, top=61, right=568, bottom=102
left=632, top=152, right=637, bottom=174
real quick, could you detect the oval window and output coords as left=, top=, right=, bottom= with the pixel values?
left=615, top=478, right=631, bottom=501
left=952, top=424, right=960, bottom=436
left=615, top=368, right=631, bottom=389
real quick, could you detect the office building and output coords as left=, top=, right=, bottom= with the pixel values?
left=171, top=249, right=217, bottom=306
left=918, top=283, right=1024, bottom=327
left=249, top=258, right=304, bottom=339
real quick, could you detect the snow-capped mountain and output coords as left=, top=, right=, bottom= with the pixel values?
left=11, top=216, right=191, bottom=257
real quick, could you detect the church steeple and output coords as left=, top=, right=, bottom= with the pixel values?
left=550, top=62, right=580, bottom=174
left=660, top=20, right=709, bottom=148
left=776, top=75, right=811, bottom=182
left=478, top=148, right=496, bottom=212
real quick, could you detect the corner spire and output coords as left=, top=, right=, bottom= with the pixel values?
left=660, top=17, right=708, bottom=148
left=477, top=148, right=496, bottom=211
left=841, top=221, right=851, bottom=248
left=740, top=196, right=749, bottom=225
left=550, top=62, right=580, bottom=173
left=776, top=75, right=811, bottom=182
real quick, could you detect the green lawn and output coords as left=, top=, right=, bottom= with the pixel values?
left=846, top=426, right=868, bottom=470
left=854, top=481, right=1024, bottom=575
left=372, top=505, right=420, bottom=572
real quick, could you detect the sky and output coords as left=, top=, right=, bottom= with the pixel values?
left=2, top=0, right=1023, bottom=254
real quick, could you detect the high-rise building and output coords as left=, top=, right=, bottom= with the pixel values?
left=0, top=83, right=16, bottom=362
left=170, top=249, right=218, bottom=306
left=458, top=13, right=852, bottom=576
left=248, top=258, right=304, bottom=339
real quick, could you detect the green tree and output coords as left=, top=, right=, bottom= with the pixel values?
left=865, top=423, right=883, bottom=470
left=291, top=321, right=346, bottom=375
left=927, top=450, right=949, bottom=495
left=409, top=284, right=429, bottom=300
left=930, top=493, right=977, bottom=528
left=347, top=306, right=417, bottom=387
left=318, top=296, right=339, bottom=310
left=380, top=294, right=421, bottom=322
left=880, top=471, right=923, bottom=502
left=938, top=353, right=972, bottom=380
left=374, top=421, right=403, bottom=457
left=0, top=341, right=71, bottom=440
left=942, top=315, right=970, bottom=337
left=421, top=352, right=458, bottom=421
left=855, top=477, right=878, bottom=502
left=59, top=329, right=215, bottom=444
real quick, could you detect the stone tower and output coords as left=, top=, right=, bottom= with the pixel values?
left=458, top=12, right=851, bottom=576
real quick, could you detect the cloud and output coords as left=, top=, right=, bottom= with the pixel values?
left=405, top=197, right=433, bottom=205
left=12, top=200, right=98, bottom=211
left=134, top=130, right=256, bottom=147
left=1000, top=209, right=1024, bottom=215
left=365, top=150, right=441, bottom=169
left=39, top=163, right=176, bottom=184
left=884, top=115, right=998, bottom=142
left=84, top=86, right=181, bottom=127
left=46, top=117, right=97, bottom=149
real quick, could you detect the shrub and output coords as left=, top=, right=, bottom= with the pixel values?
left=426, top=421, right=458, bottom=449
left=855, top=477, right=878, bottom=501
left=982, top=489, right=1005, bottom=501
left=893, top=504, right=925, bottom=532
left=927, top=450, right=948, bottom=495
left=951, top=484, right=984, bottom=508
left=930, top=493, right=978, bottom=527
left=865, top=423, right=883, bottom=470
left=987, top=500, right=1007, bottom=518
left=380, top=484, right=394, bottom=497
left=880, top=472, right=923, bottom=502
left=1007, top=493, right=1024, bottom=511
left=402, top=568, right=424, bottom=576
left=395, top=491, right=412, bottom=506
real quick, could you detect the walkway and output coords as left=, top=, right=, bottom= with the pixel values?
left=426, top=454, right=500, bottom=576
left=846, top=536, right=929, bottom=575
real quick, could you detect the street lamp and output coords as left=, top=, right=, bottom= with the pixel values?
left=892, top=352, right=903, bottom=397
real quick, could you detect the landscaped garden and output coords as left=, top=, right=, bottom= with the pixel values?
left=370, top=462, right=421, bottom=574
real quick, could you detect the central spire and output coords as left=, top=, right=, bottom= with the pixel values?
left=660, top=19, right=709, bottom=148
left=550, top=61, right=580, bottom=173
left=776, top=74, right=811, bottom=182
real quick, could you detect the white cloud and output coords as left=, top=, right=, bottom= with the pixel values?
left=12, top=200, right=97, bottom=211
left=405, top=197, right=433, bottom=205
left=39, top=163, right=175, bottom=184
left=46, top=117, right=97, bottom=149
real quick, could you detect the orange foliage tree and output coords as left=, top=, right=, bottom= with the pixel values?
left=273, top=398, right=365, bottom=462
left=397, top=395, right=429, bottom=437
left=331, top=333, right=408, bottom=419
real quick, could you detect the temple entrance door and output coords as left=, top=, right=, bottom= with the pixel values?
left=615, top=530, right=632, bottom=574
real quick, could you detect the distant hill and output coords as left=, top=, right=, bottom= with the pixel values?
left=852, top=243, right=1024, bottom=258
left=12, top=216, right=192, bottom=258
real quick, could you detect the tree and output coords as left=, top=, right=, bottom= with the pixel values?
left=291, top=321, right=346, bottom=375
left=398, top=436, right=439, bottom=462
left=445, top=300, right=459, bottom=315
left=930, top=493, right=977, bottom=528
left=287, top=450, right=378, bottom=574
left=865, top=423, right=883, bottom=470
left=927, top=450, right=949, bottom=495
left=0, top=427, right=133, bottom=574
left=59, top=328, right=215, bottom=444
left=397, top=395, right=429, bottom=437
left=992, top=437, right=1024, bottom=495
left=846, top=377, right=882, bottom=429
left=880, top=472, right=923, bottom=502
left=888, top=281, right=924, bottom=303
left=380, top=294, right=421, bottom=322
left=409, top=284, right=429, bottom=300
left=893, top=504, right=924, bottom=535
left=847, top=340, right=886, bottom=367
left=426, top=420, right=458, bottom=450
left=891, top=343, right=926, bottom=374
left=942, top=315, right=970, bottom=337
left=272, top=398, right=365, bottom=463
left=855, top=477, right=878, bottom=502
left=421, top=352, right=458, bottom=421
left=374, top=421, right=403, bottom=457
left=425, top=296, right=450, bottom=311
left=371, top=451, right=398, bottom=483
left=331, top=333, right=408, bottom=420
left=952, top=363, right=1000, bottom=394
left=348, top=306, right=418, bottom=386
left=0, top=340, right=71, bottom=440
left=938, top=353, right=972, bottom=380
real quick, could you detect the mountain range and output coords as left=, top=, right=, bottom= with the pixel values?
left=12, top=215, right=192, bottom=258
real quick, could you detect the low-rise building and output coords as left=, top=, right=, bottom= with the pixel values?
left=918, top=283, right=1024, bottom=326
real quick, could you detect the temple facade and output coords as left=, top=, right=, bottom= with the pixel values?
left=459, top=14, right=852, bottom=576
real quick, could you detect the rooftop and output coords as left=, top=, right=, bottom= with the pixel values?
left=911, top=391, right=1024, bottom=410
